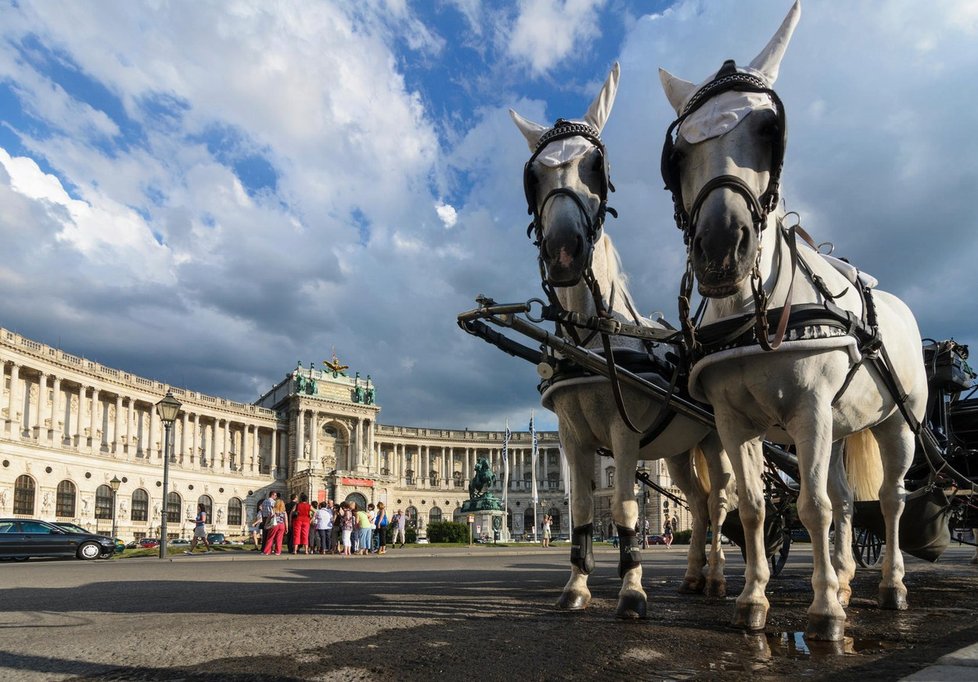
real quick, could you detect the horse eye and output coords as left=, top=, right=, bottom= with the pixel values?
left=757, top=115, right=780, bottom=139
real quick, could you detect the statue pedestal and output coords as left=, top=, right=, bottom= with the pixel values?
left=464, top=509, right=505, bottom=543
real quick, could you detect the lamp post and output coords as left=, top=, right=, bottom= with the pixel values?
left=156, top=391, right=182, bottom=559
left=109, top=475, right=121, bottom=541
left=638, top=465, right=650, bottom=549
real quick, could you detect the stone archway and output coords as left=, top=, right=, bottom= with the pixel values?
left=318, top=420, right=350, bottom=470
left=345, top=492, right=367, bottom=509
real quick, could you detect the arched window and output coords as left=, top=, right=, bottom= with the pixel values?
left=131, top=489, right=149, bottom=521
left=345, top=492, right=367, bottom=510
left=548, top=507, right=561, bottom=535
left=95, top=485, right=113, bottom=520
left=405, top=505, right=418, bottom=528
left=166, top=492, right=181, bottom=523
left=197, top=495, right=213, bottom=522
left=13, top=475, right=35, bottom=515
left=428, top=506, right=442, bottom=524
left=56, top=480, right=76, bottom=518
left=524, top=507, right=535, bottom=535
left=228, top=498, right=242, bottom=526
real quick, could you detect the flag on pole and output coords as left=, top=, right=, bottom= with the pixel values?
left=502, top=419, right=511, bottom=524
left=530, top=411, right=539, bottom=541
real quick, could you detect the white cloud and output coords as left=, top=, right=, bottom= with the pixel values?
left=507, top=0, right=606, bottom=76
left=435, top=201, right=458, bottom=228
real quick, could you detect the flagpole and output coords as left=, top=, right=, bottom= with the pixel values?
left=530, top=410, right=538, bottom=543
left=503, top=418, right=510, bottom=540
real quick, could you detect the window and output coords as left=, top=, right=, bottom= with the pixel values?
left=228, top=498, right=242, bottom=526
left=20, top=521, right=56, bottom=533
left=523, top=508, right=535, bottom=533
left=428, top=507, right=442, bottom=524
left=13, top=475, right=35, bottom=515
left=606, top=466, right=616, bottom=488
left=95, top=485, right=113, bottom=520
left=197, top=495, right=213, bottom=523
left=56, top=480, right=76, bottom=518
left=166, top=492, right=181, bottom=523
left=405, top=506, right=418, bottom=528
left=131, top=489, right=149, bottom=522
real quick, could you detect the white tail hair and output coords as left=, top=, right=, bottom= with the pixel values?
left=693, top=446, right=712, bottom=494
left=845, top=430, right=883, bottom=502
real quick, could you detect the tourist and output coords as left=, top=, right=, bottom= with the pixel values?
left=663, top=520, right=673, bottom=547
left=250, top=501, right=263, bottom=550
left=357, top=504, right=373, bottom=555
left=260, top=491, right=277, bottom=551
left=374, top=502, right=388, bottom=554
left=262, top=498, right=288, bottom=555
left=541, top=514, right=552, bottom=548
left=285, top=494, right=299, bottom=553
left=292, top=493, right=311, bottom=555
left=329, top=500, right=340, bottom=553
left=338, top=501, right=354, bottom=557
left=391, top=509, right=408, bottom=548
left=186, top=503, right=211, bottom=554
left=309, top=500, right=321, bottom=554
left=315, top=500, right=333, bottom=554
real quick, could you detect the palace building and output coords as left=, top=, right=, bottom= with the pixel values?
left=0, top=326, right=688, bottom=541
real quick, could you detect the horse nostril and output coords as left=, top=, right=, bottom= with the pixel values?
left=692, top=233, right=706, bottom=263
left=736, top=225, right=751, bottom=259
left=573, top=235, right=583, bottom=258
left=541, top=239, right=551, bottom=261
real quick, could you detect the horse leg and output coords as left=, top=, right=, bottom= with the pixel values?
left=703, top=432, right=735, bottom=598
left=872, top=413, right=915, bottom=610
left=791, top=408, right=847, bottom=641
left=556, top=444, right=595, bottom=611
left=827, top=440, right=855, bottom=607
left=612, top=443, right=645, bottom=619
left=719, top=426, right=770, bottom=631
left=665, top=453, right=708, bottom=595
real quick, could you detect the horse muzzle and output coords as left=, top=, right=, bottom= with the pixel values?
left=690, top=199, right=757, bottom=298
left=541, top=231, right=590, bottom=287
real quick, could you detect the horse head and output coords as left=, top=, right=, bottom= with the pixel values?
left=510, top=63, right=619, bottom=287
left=658, top=1, right=799, bottom=298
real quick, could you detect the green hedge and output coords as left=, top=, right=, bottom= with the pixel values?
left=672, top=529, right=692, bottom=545
left=425, top=521, right=469, bottom=543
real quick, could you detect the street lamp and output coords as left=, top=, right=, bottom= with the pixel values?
left=638, top=465, right=650, bottom=549
left=109, top=475, right=121, bottom=541
left=156, top=391, right=181, bottom=559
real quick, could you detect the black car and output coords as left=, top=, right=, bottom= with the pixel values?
left=0, top=518, right=117, bottom=560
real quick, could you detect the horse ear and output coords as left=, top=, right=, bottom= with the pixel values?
left=510, top=109, right=548, bottom=150
left=584, top=62, right=620, bottom=133
left=748, top=0, right=801, bottom=85
left=659, top=67, right=696, bottom=114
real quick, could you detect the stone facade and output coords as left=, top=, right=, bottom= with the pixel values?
left=0, top=326, right=687, bottom=541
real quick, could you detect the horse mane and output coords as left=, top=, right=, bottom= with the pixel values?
left=598, top=233, right=646, bottom=323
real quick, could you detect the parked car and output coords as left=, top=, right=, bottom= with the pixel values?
left=53, top=522, right=125, bottom=554
left=0, top=518, right=117, bottom=560
left=138, top=538, right=160, bottom=548
left=206, top=532, right=226, bottom=545
left=170, top=538, right=190, bottom=546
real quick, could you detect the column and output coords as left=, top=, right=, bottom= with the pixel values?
left=148, top=400, right=157, bottom=459
left=210, top=420, right=218, bottom=469
left=222, top=420, right=231, bottom=472
left=88, top=388, right=99, bottom=448
left=180, top=412, right=189, bottom=464
left=73, top=387, right=84, bottom=446
left=113, top=395, right=123, bottom=454
left=50, top=376, right=62, bottom=445
left=355, top=419, right=363, bottom=469
left=271, top=426, right=278, bottom=475
left=5, top=362, right=18, bottom=431
left=31, top=372, right=44, bottom=439
left=126, top=399, right=134, bottom=456
left=296, top=410, right=305, bottom=465
left=311, top=412, right=319, bottom=468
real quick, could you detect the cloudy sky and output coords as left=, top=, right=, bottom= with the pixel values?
left=1, top=1, right=976, bottom=432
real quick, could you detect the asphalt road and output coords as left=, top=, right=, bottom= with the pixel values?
left=2, top=544, right=978, bottom=681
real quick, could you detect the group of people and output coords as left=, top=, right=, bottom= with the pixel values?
left=252, top=491, right=410, bottom=557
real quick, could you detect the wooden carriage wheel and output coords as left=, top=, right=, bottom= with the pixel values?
left=852, top=526, right=884, bottom=568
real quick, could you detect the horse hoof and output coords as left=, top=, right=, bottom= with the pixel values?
left=805, top=614, right=846, bottom=641
left=615, top=592, right=647, bottom=620
left=678, top=577, right=705, bottom=595
left=705, top=580, right=727, bottom=599
left=878, top=587, right=909, bottom=610
left=732, top=603, right=768, bottom=631
left=555, top=591, right=591, bottom=611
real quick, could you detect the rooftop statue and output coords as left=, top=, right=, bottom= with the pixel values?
left=323, top=347, right=349, bottom=378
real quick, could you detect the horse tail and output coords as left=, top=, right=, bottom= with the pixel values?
left=693, top=446, right=712, bottom=494
left=845, top=430, right=883, bottom=502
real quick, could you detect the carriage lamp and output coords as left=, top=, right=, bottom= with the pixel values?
left=109, top=476, right=121, bottom=542
left=156, top=391, right=182, bottom=559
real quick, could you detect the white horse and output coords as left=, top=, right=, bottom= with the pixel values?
left=511, top=64, right=736, bottom=618
left=658, top=1, right=927, bottom=640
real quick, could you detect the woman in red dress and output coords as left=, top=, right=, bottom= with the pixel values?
left=292, top=493, right=312, bottom=555
left=262, top=499, right=288, bottom=555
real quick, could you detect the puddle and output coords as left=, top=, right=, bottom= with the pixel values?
left=708, top=631, right=906, bottom=672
